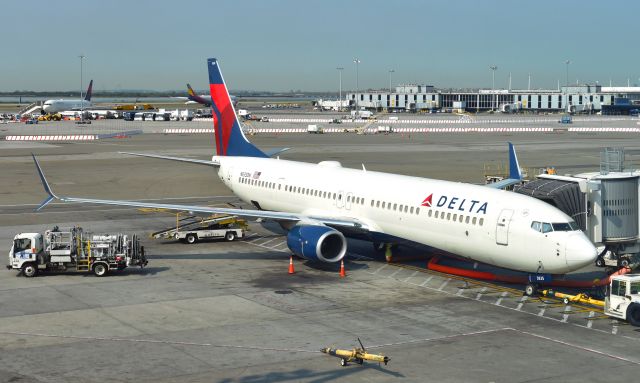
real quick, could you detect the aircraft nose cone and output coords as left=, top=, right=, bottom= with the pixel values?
left=565, top=233, right=597, bottom=270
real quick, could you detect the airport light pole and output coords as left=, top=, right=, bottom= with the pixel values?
left=388, top=69, right=395, bottom=93
left=489, top=65, right=497, bottom=110
left=353, top=58, right=361, bottom=112
left=79, top=54, right=86, bottom=123
left=565, top=60, right=571, bottom=112
left=336, top=67, right=344, bottom=111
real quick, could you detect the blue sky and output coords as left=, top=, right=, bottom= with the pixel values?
left=3, top=0, right=639, bottom=92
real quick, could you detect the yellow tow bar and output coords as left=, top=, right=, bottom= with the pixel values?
left=321, top=344, right=389, bottom=366
left=541, top=289, right=604, bottom=307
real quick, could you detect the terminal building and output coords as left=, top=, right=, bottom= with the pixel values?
left=344, top=84, right=640, bottom=114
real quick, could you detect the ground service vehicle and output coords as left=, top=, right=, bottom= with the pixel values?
left=307, top=124, right=323, bottom=134
left=152, top=215, right=246, bottom=244
left=604, top=274, right=640, bottom=326
left=7, top=226, right=147, bottom=277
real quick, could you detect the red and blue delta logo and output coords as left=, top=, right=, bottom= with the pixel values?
left=421, top=193, right=488, bottom=214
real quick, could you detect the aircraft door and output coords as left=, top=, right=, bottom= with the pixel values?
left=496, top=209, right=514, bottom=245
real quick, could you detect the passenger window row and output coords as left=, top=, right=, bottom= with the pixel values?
left=370, top=199, right=420, bottom=215
left=239, top=177, right=281, bottom=190
left=240, top=176, right=367, bottom=205
left=427, top=209, right=484, bottom=226
left=284, top=185, right=365, bottom=205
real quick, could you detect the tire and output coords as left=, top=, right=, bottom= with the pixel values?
left=185, top=234, right=198, bottom=244
left=626, top=304, right=640, bottom=327
left=340, top=359, right=348, bottom=367
left=225, top=232, right=236, bottom=242
left=93, top=263, right=108, bottom=277
left=524, top=283, right=538, bottom=296
left=356, top=358, right=364, bottom=365
left=595, top=257, right=605, bottom=267
left=563, top=297, right=570, bottom=305
left=22, top=263, right=37, bottom=278
left=620, top=258, right=630, bottom=268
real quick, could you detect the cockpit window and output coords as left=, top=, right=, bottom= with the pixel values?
left=531, top=221, right=542, bottom=232
left=552, top=222, right=580, bottom=231
left=542, top=223, right=553, bottom=233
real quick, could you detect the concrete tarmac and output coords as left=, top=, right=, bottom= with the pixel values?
left=2, top=127, right=640, bottom=382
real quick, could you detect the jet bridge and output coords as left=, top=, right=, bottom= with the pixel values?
left=514, top=148, right=640, bottom=267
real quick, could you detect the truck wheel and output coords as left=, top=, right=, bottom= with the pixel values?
left=186, top=234, right=198, bottom=244
left=93, top=263, right=108, bottom=277
left=627, top=304, right=640, bottom=327
left=225, top=232, right=236, bottom=242
left=22, top=263, right=37, bottom=278
left=620, top=258, right=630, bottom=268
left=340, top=358, right=348, bottom=367
left=595, top=257, right=605, bottom=267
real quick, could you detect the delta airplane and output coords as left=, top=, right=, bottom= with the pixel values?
left=42, top=80, right=93, bottom=114
left=32, top=58, right=597, bottom=283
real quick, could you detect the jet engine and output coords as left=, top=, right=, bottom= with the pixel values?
left=286, top=225, right=347, bottom=263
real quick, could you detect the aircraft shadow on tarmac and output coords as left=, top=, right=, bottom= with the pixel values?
left=217, top=364, right=403, bottom=383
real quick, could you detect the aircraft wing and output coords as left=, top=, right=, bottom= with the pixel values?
left=119, top=152, right=220, bottom=166
left=32, top=154, right=368, bottom=231
left=485, top=178, right=522, bottom=189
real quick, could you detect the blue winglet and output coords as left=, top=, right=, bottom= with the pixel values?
left=508, top=142, right=522, bottom=180
left=32, top=154, right=58, bottom=211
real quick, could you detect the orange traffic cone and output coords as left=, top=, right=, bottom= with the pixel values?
left=339, top=260, right=346, bottom=278
left=288, top=255, right=295, bottom=274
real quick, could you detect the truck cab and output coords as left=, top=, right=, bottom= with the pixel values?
left=8, top=233, right=44, bottom=277
left=604, top=274, right=640, bottom=326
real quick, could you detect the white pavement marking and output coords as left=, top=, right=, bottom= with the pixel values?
left=538, top=307, right=547, bottom=317
left=420, top=275, right=434, bottom=286
left=495, top=291, right=508, bottom=306
left=587, top=311, right=595, bottom=329
left=516, top=296, right=527, bottom=311
left=360, top=264, right=632, bottom=338
left=517, top=328, right=640, bottom=366
left=387, top=268, right=402, bottom=279
left=438, top=279, right=451, bottom=291
left=373, top=264, right=388, bottom=275
left=476, top=287, right=487, bottom=300
left=403, top=270, right=419, bottom=282
left=562, top=305, right=571, bottom=323
left=256, top=237, right=280, bottom=246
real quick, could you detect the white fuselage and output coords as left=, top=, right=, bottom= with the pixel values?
left=215, top=156, right=597, bottom=274
left=42, top=99, right=92, bottom=114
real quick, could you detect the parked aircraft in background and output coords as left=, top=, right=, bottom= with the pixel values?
left=42, top=80, right=93, bottom=114
left=175, top=83, right=237, bottom=107
left=32, top=58, right=597, bottom=283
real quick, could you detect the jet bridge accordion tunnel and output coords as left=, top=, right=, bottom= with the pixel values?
left=515, top=174, right=640, bottom=249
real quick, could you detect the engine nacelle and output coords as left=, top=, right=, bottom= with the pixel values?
left=286, top=225, right=347, bottom=263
